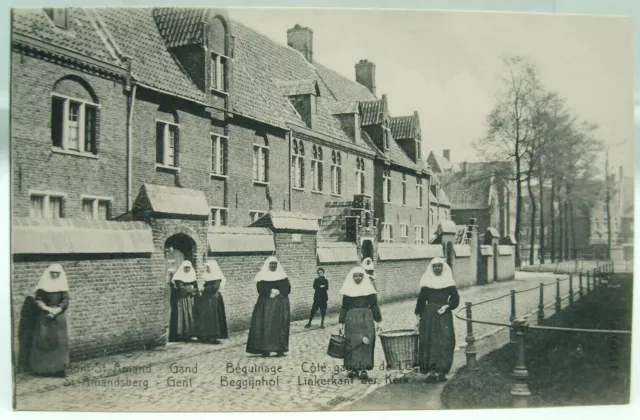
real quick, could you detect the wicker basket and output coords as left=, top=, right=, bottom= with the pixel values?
left=379, top=329, right=419, bottom=371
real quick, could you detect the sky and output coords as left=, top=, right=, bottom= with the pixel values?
left=229, top=7, right=635, bottom=178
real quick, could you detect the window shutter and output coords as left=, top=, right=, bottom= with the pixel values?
left=156, top=122, right=164, bottom=164
left=318, top=163, right=323, bottom=191
left=173, top=126, right=180, bottom=167
left=264, top=148, right=269, bottom=182
left=222, top=138, right=227, bottom=175
left=51, top=97, right=64, bottom=147
left=85, top=105, right=97, bottom=153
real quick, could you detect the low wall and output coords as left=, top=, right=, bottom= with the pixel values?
left=12, top=254, right=161, bottom=369
left=497, top=245, right=516, bottom=281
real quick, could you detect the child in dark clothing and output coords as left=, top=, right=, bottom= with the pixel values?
left=305, top=268, right=329, bottom=328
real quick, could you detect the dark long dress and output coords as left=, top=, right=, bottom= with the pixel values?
left=29, top=290, right=70, bottom=374
left=415, top=286, right=460, bottom=375
left=246, top=279, right=291, bottom=354
left=197, top=280, right=228, bottom=340
left=174, top=280, right=198, bottom=340
left=339, top=294, right=382, bottom=371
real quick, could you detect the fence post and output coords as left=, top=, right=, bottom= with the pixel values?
left=464, top=302, right=477, bottom=369
left=555, top=278, right=561, bottom=314
left=586, top=271, right=591, bottom=293
left=578, top=272, right=584, bottom=299
left=537, top=283, right=544, bottom=325
left=568, top=274, right=574, bottom=306
left=510, top=290, right=516, bottom=343
left=510, top=318, right=531, bottom=408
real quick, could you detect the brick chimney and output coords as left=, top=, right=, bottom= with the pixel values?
left=355, top=59, right=376, bottom=96
left=287, top=24, right=313, bottom=62
left=443, top=149, right=450, bottom=161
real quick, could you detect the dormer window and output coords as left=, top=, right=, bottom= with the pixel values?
left=416, top=136, right=422, bottom=160
left=210, top=53, right=227, bottom=93
left=383, top=126, right=391, bottom=150
left=44, top=8, right=68, bottom=29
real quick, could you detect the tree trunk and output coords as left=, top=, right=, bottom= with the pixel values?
left=515, top=156, right=522, bottom=268
left=538, top=173, right=545, bottom=264
left=550, top=177, right=556, bottom=262
left=527, top=175, right=536, bottom=265
left=558, top=185, right=564, bottom=262
left=564, top=200, right=570, bottom=260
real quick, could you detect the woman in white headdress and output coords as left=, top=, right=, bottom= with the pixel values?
left=361, top=257, right=377, bottom=291
left=338, top=266, right=382, bottom=380
left=171, top=260, right=198, bottom=342
left=196, top=260, right=228, bottom=344
left=246, top=256, right=291, bottom=357
left=29, top=264, right=70, bottom=377
left=414, top=257, right=460, bottom=383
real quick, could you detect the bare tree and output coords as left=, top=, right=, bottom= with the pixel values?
left=475, top=56, right=543, bottom=267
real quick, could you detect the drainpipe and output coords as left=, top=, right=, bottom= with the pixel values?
left=288, top=129, right=293, bottom=212
left=123, top=55, right=136, bottom=213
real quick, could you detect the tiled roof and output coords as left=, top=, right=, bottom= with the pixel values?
left=377, top=243, right=443, bottom=260
left=12, top=218, right=154, bottom=254
left=390, top=115, right=416, bottom=140
left=437, top=189, right=451, bottom=207
left=152, top=8, right=205, bottom=48
left=360, top=99, right=383, bottom=126
left=98, top=8, right=208, bottom=103
left=428, top=151, right=453, bottom=173
left=207, top=227, right=275, bottom=253
left=314, top=62, right=376, bottom=102
left=317, top=242, right=359, bottom=263
left=440, top=172, right=491, bottom=210
left=385, top=138, right=418, bottom=170
left=12, top=8, right=122, bottom=67
left=140, top=183, right=211, bottom=217
left=326, top=100, right=359, bottom=115
left=275, top=79, right=320, bottom=97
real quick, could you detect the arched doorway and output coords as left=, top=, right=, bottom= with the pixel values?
left=361, top=239, right=374, bottom=261
left=165, top=233, right=196, bottom=342
left=446, top=242, right=454, bottom=271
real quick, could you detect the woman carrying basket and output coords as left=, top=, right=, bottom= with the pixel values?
left=338, top=266, right=382, bottom=380
left=414, top=257, right=460, bottom=383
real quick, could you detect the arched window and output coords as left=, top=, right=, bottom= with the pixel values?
left=208, top=16, right=229, bottom=93
left=292, top=139, right=305, bottom=189
left=331, top=150, right=342, bottom=196
left=311, top=145, right=323, bottom=192
left=401, top=174, right=407, bottom=205
left=51, top=76, right=99, bottom=155
left=382, top=168, right=391, bottom=203
left=356, top=157, right=366, bottom=194
left=253, top=135, right=269, bottom=183
left=156, top=104, right=180, bottom=168
left=416, top=177, right=423, bottom=208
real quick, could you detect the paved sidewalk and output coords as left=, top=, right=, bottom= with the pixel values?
left=14, top=272, right=574, bottom=412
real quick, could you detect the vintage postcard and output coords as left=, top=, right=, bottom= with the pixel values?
left=9, top=5, right=634, bottom=412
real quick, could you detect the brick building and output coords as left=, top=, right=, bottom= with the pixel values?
left=10, top=7, right=485, bottom=365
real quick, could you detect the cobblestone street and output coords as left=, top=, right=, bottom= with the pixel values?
left=15, top=272, right=577, bottom=411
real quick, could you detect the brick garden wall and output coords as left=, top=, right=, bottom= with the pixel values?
left=12, top=254, right=162, bottom=369
left=497, top=252, right=516, bottom=281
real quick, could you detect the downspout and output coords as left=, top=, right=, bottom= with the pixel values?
left=124, top=55, right=136, bottom=212
left=288, top=129, right=293, bottom=211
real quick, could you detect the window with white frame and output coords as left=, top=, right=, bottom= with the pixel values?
left=292, top=140, right=305, bottom=189
left=253, top=144, right=269, bottom=183
left=331, top=150, right=342, bottom=195
left=211, top=134, right=227, bottom=176
left=51, top=94, right=98, bottom=154
left=210, top=53, right=227, bottom=92
left=210, top=207, right=228, bottom=226
left=400, top=223, right=409, bottom=238
left=401, top=174, right=407, bottom=205
left=383, top=126, right=391, bottom=150
left=381, top=223, right=393, bottom=243
left=416, top=138, right=422, bottom=160
left=382, top=168, right=391, bottom=203
left=30, top=193, right=65, bottom=219
left=356, top=157, right=366, bottom=194
left=416, top=177, right=423, bottom=208
left=156, top=121, right=179, bottom=167
left=81, top=197, right=111, bottom=220
left=311, top=145, right=323, bottom=192
left=415, top=225, right=425, bottom=244
left=250, top=210, right=267, bottom=223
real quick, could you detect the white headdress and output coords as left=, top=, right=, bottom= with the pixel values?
left=361, top=258, right=374, bottom=271
left=253, top=256, right=288, bottom=282
left=34, top=264, right=69, bottom=293
left=203, top=260, right=227, bottom=291
left=419, top=257, right=456, bottom=290
left=172, top=260, right=196, bottom=284
left=339, top=266, right=377, bottom=297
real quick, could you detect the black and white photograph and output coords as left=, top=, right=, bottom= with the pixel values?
left=6, top=3, right=636, bottom=412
